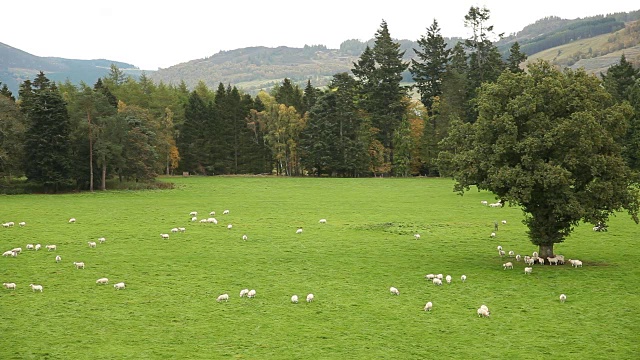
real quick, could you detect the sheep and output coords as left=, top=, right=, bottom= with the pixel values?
left=515, top=254, right=521, bottom=261
left=242, top=235, right=248, bottom=241
left=88, top=241, right=97, bottom=248
left=199, top=219, right=208, bottom=223
left=239, top=289, right=249, bottom=297
left=425, top=274, right=435, bottom=280
left=291, top=295, right=299, bottom=303
left=432, top=278, right=443, bottom=286
left=223, top=210, right=230, bottom=215
left=227, top=224, right=233, bottom=230
left=436, top=274, right=443, bottom=280
left=503, top=262, right=513, bottom=270
left=2, top=250, right=14, bottom=257
left=477, top=307, right=490, bottom=317
left=45, top=244, right=56, bottom=251
left=1, top=223, right=9, bottom=228
left=160, top=234, right=169, bottom=239
left=29, top=284, right=43, bottom=292
left=490, top=232, right=496, bottom=238
left=481, top=200, right=488, bottom=205
left=525, top=257, right=535, bottom=266
left=569, top=259, right=583, bottom=267
left=532, top=251, right=539, bottom=258
left=11, top=247, right=22, bottom=254
left=537, top=257, right=545, bottom=265
left=191, top=217, right=198, bottom=222
left=189, top=211, right=198, bottom=217
left=414, top=233, right=421, bottom=240
left=524, top=267, right=533, bottom=275
left=73, top=261, right=85, bottom=269
left=96, top=278, right=109, bottom=285
left=98, top=237, right=106, bottom=243
left=501, top=220, right=507, bottom=224
left=555, top=255, right=565, bottom=265
left=207, top=218, right=218, bottom=224
left=306, top=293, right=314, bottom=303
left=3, top=282, right=16, bottom=290
left=296, top=228, right=303, bottom=234
left=461, top=275, right=467, bottom=282
left=6, top=221, right=14, bottom=227
left=508, top=250, right=515, bottom=257
left=178, top=227, right=186, bottom=233
left=55, top=255, right=62, bottom=263
left=390, top=287, right=400, bottom=295
left=247, top=289, right=256, bottom=298
left=424, top=301, right=433, bottom=311
left=547, top=257, right=559, bottom=265
left=19, top=222, right=26, bottom=227
left=69, top=218, right=76, bottom=223
left=171, top=228, right=179, bottom=233
left=319, top=219, right=327, bottom=224
left=498, top=250, right=506, bottom=257
left=560, top=294, right=567, bottom=303
left=497, top=245, right=502, bottom=251
left=445, top=275, right=452, bottom=284
left=489, top=202, right=502, bottom=208
left=209, top=211, right=216, bottom=216
left=217, top=293, right=229, bottom=302
left=34, top=244, right=41, bottom=251
left=114, top=282, right=126, bottom=290
left=26, top=244, right=35, bottom=250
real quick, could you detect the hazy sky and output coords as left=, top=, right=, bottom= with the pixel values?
left=3, top=1, right=639, bottom=70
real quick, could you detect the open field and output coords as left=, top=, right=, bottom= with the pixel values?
left=1, top=177, right=638, bottom=359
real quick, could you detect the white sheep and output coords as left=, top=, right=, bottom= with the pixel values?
left=480, top=305, right=489, bottom=312
left=114, top=282, right=126, bottom=290
left=2, top=250, right=14, bottom=257
left=209, top=211, right=216, bottom=216
left=291, top=295, right=299, bottom=303
left=445, top=275, right=452, bottom=284
left=319, top=219, right=327, bottom=224
left=178, top=227, right=186, bottom=233
left=436, top=274, right=443, bottom=280
left=481, top=200, right=488, bottom=205
left=508, top=250, right=515, bottom=257
left=240, top=289, right=249, bottom=297
left=524, top=267, right=533, bottom=275
left=425, top=274, right=435, bottom=280
left=96, top=278, right=109, bottom=285
left=490, top=232, right=496, bottom=238
left=160, top=234, right=169, bottom=239
left=306, top=293, right=314, bottom=303
left=191, top=217, right=197, bottom=222
left=247, top=289, right=256, bottom=298
left=569, top=259, right=583, bottom=267
left=461, top=275, right=467, bottom=282
left=12, top=247, right=22, bottom=254
left=68, top=218, right=76, bottom=223
left=73, top=261, right=85, bottom=269
left=477, top=307, right=490, bottom=317
left=432, top=278, right=443, bottom=286
left=559, top=294, right=567, bottom=303
left=29, top=284, right=43, bottom=292
left=19, top=222, right=26, bottom=227
left=55, top=255, right=62, bottom=263
left=424, top=301, right=433, bottom=311
left=414, top=233, right=421, bottom=240
left=34, top=244, right=41, bottom=251
left=498, top=250, right=506, bottom=257
left=547, top=257, right=559, bottom=265
left=497, top=245, right=502, bottom=251
left=3, top=282, right=16, bottom=290
left=1, top=223, right=9, bottom=228
left=296, top=228, right=303, bottom=234
left=489, top=202, right=502, bottom=208
left=26, top=244, right=34, bottom=250
left=171, top=228, right=179, bottom=233
left=217, top=293, right=229, bottom=302
left=88, top=241, right=97, bottom=248
left=390, top=286, right=400, bottom=295
left=98, top=237, right=106, bottom=243
left=189, top=211, right=198, bottom=217
left=503, top=262, right=513, bottom=270
left=525, top=257, right=535, bottom=266
left=207, top=218, right=218, bottom=224
left=501, top=220, right=507, bottom=224
left=45, top=244, right=57, bottom=251
left=227, top=224, right=233, bottom=230
left=555, top=255, right=565, bottom=265
left=223, top=210, right=230, bottom=215
left=515, top=254, right=521, bottom=261
left=532, top=251, right=539, bottom=258
left=199, top=219, right=208, bottom=223
left=242, top=235, right=248, bottom=241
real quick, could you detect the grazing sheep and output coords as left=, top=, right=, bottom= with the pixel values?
left=191, top=217, right=197, bottom=222
left=240, top=289, right=249, bottom=297
left=227, top=224, right=233, bottom=230
left=99, top=237, right=106, bottom=243
left=537, top=257, right=545, bottom=265
left=390, top=287, right=400, bottom=295
left=306, top=293, right=314, bottom=303
left=12, top=247, right=22, bottom=254
left=569, top=259, right=583, bottom=267
left=19, top=222, right=26, bottom=227
left=114, top=282, right=126, bottom=290
left=217, top=293, right=229, bottom=302
left=547, top=257, right=559, bottom=265
left=524, top=267, right=533, bottom=275
left=498, top=250, right=506, bottom=257
left=171, top=228, right=179, bottom=233
left=2, top=250, right=15, bottom=257
left=319, top=219, right=327, bottom=224
left=480, top=305, right=489, bottom=312
left=291, top=295, right=299, bottom=303
left=560, top=294, right=567, bottom=303
left=45, top=245, right=56, bottom=251
left=199, top=219, right=208, bottom=223
left=503, top=262, right=513, bottom=270
left=490, top=232, right=496, bottom=238
left=532, top=251, right=539, bottom=258
left=436, top=274, right=443, bottom=280
left=69, top=218, right=76, bottom=223
left=29, top=284, right=43, bottom=292
left=26, top=244, right=34, bottom=250
left=501, top=220, right=507, bottom=224
left=477, top=307, right=490, bottom=317
left=209, top=211, right=216, bottom=216
left=207, top=218, right=218, bottom=224
left=555, top=255, right=565, bottom=265
left=445, top=275, right=452, bottom=284
left=414, top=233, right=421, bottom=240
left=489, top=202, right=502, bottom=208
left=497, top=245, right=502, bottom=251
left=242, top=235, right=248, bottom=241
left=481, top=200, right=488, bottom=205
left=160, top=234, right=169, bottom=239
left=424, top=301, right=433, bottom=311
left=178, top=227, right=186, bottom=233
left=88, top=241, right=97, bottom=248
left=189, top=211, right=198, bottom=217
left=508, top=250, right=515, bottom=257
left=73, top=262, right=85, bottom=269
left=3, top=282, right=16, bottom=290
left=525, top=257, right=535, bottom=266
left=223, top=210, right=230, bottom=215
left=432, top=278, right=443, bottom=286
left=34, top=244, right=41, bottom=251
left=425, top=274, right=435, bottom=280
left=96, top=278, right=109, bottom=285
left=296, top=228, right=303, bottom=234
left=55, top=255, right=62, bottom=263
left=2, top=223, right=9, bottom=228
left=247, top=289, right=256, bottom=298
left=461, top=275, right=467, bottom=282
left=515, top=254, right=521, bottom=261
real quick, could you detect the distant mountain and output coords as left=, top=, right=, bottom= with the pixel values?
left=0, top=42, right=145, bottom=96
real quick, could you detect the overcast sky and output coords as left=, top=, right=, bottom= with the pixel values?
left=3, top=1, right=639, bottom=70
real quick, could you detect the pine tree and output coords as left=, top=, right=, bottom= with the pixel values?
left=506, top=42, right=527, bottom=73
left=464, top=6, right=505, bottom=92
left=0, top=83, right=15, bottom=102
left=178, top=91, right=211, bottom=174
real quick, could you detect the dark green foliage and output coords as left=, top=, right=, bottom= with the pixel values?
left=0, top=82, right=15, bottom=102
left=272, top=78, right=304, bottom=113
left=178, top=91, right=212, bottom=175
left=0, top=95, right=25, bottom=178
left=506, top=42, right=527, bottom=73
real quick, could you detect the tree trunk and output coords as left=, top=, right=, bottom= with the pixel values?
left=87, top=110, right=94, bottom=192
left=538, top=244, right=554, bottom=263
left=101, top=162, right=106, bottom=191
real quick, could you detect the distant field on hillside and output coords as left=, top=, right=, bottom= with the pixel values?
left=1, top=177, right=638, bottom=359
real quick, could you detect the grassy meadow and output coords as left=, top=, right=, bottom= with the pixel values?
left=1, top=176, right=638, bottom=359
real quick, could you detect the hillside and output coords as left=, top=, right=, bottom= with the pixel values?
left=0, top=42, right=144, bottom=96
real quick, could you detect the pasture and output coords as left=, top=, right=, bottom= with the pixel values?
left=1, top=176, right=638, bottom=359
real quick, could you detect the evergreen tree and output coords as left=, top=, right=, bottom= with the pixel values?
left=0, top=83, right=15, bottom=102
left=178, top=91, right=211, bottom=174
left=0, top=95, right=25, bottom=178
left=464, top=6, right=505, bottom=97
left=410, top=19, right=451, bottom=112
left=601, top=54, right=639, bottom=103
left=273, top=78, right=304, bottom=113
left=506, top=42, right=527, bottom=73
left=302, top=80, right=319, bottom=115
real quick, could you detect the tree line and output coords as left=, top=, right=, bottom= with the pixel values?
left=0, top=6, right=639, bottom=192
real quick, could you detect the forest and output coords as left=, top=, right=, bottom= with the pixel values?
left=0, top=6, right=639, bottom=193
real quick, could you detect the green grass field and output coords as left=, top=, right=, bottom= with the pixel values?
left=1, top=177, right=638, bottom=359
